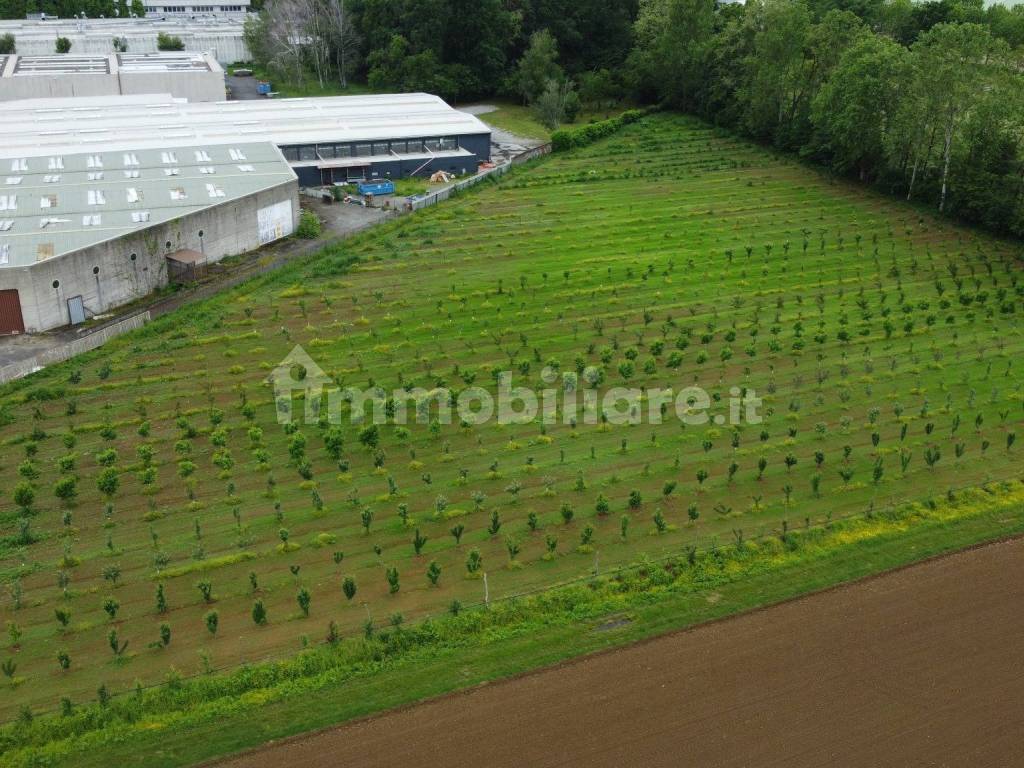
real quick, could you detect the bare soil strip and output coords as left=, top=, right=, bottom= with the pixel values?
left=216, top=538, right=1024, bottom=768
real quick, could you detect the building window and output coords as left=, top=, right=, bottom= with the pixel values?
left=372, top=142, right=389, bottom=156
left=333, top=144, right=351, bottom=158
left=439, top=137, right=458, bottom=151
left=281, top=147, right=299, bottom=162
left=299, top=146, right=316, bottom=162
left=424, top=138, right=441, bottom=152
left=406, top=139, right=424, bottom=153
left=354, top=143, right=372, bottom=157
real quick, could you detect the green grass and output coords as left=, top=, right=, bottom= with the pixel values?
left=1, top=112, right=1023, bottom=731
left=475, top=100, right=631, bottom=142
left=228, top=67, right=378, bottom=99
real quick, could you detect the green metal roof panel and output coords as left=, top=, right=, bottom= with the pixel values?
left=0, top=141, right=294, bottom=269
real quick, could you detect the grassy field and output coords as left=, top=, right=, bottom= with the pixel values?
left=1, top=112, right=1023, bottom=729
left=475, top=101, right=631, bottom=141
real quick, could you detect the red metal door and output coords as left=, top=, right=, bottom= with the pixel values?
left=0, top=289, right=25, bottom=335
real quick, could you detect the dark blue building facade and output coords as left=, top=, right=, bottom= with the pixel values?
left=280, top=132, right=491, bottom=187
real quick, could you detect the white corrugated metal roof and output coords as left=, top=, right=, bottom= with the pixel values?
left=0, top=92, right=490, bottom=159
left=0, top=141, right=294, bottom=268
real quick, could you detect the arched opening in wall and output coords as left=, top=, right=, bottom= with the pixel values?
left=92, top=266, right=99, bottom=275
left=129, top=253, right=137, bottom=262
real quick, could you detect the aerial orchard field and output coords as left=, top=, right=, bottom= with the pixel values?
left=1, top=113, right=1022, bottom=718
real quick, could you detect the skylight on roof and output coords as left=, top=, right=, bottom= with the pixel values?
left=0, top=220, right=13, bottom=232
left=195, top=150, right=212, bottom=162
left=39, top=195, right=56, bottom=209
left=229, top=149, right=248, bottom=161
left=126, top=188, right=141, bottom=204
left=164, top=168, right=180, bottom=177
left=82, top=214, right=102, bottom=227
left=87, top=190, right=106, bottom=206
left=88, top=172, right=104, bottom=181
left=5, top=177, right=21, bottom=186
left=10, top=159, right=27, bottom=173
left=205, top=183, right=225, bottom=199
left=131, top=211, right=151, bottom=223
left=48, top=157, right=64, bottom=170
left=161, top=151, right=178, bottom=165
left=199, top=166, right=216, bottom=175
left=0, top=195, right=16, bottom=212
left=0, top=243, right=8, bottom=265
left=237, top=164, right=255, bottom=172
left=86, top=155, right=103, bottom=169
left=124, top=170, right=140, bottom=179
left=44, top=175, right=60, bottom=183
left=124, top=153, right=140, bottom=167
left=170, top=188, right=187, bottom=201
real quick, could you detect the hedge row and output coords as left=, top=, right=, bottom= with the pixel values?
left=550, top=109, right=649, bottom=152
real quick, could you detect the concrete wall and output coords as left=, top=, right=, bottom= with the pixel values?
left=0, top=54, right=226, bottom=102
left=118, top=68, right=225, bottom=101
left=7, top=181, right=298, bottom=333
left=5, top=33, right=248, bottom=64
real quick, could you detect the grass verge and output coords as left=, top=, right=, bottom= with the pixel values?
left=3, top=479, right=1023, bottom=768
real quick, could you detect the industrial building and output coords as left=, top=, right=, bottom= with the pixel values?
left=0, top=52, right=225, bottom=102
left=1, top=92, right=493, bottom=186
left=0, top=18, right=248, bottom=64
left=0, top=142, right=297, bottom=334
left=141, top=0, right=250, bottom=16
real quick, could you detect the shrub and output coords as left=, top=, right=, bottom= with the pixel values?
left=550, top=109, right=646, bottom=152
left=55, top=37, right=71, bottom=54
left=252, top=600, right=267, bottom=625
left=295, top=210, right=322, bottom=239
left=156, top=32, right=185, bottom=51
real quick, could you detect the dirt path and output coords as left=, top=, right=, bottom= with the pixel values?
left=216, top=537, right=1024, bottom=768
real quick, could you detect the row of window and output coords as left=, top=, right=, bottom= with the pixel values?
left=281, top=137, right=460, bottom=164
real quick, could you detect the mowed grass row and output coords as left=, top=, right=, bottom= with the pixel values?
left=0, top=113, right=1022, bottom=719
